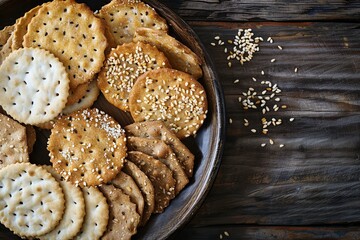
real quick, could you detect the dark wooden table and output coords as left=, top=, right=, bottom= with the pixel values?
left=161, top=1, right=360, bottom=239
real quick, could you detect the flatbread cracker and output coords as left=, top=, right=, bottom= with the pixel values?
left=97, top=41, right=171, bottom=112
left=125, top=121, right=195, bottom=177
left=100, top=184, right=140, bottom=240
left=122, top=161, right=155, bottom=226
left=48, top=108, right=127, bottom=187
left=134, top=27, right=203, bottom=79
left=40, top=165, right=85, bottom=240
left=11, top=5, right=42, bottom=50
left=23, top=0, right=107, bottom=88
left=75, top=187, right=109, bottom=240
left=0, top=47, right=70, bottom=125
left=0, top=25, right=14, bottom=51
left=111, top=171, right=144, bottom=217
left=97, top=0, right=168, bottom=45
left=128, top=151, right=175, bottom=213
left=66, top=82, right=89, bottom=106
left=128, top=136, right=189, bottom=195
left=129, top=68, right=208, bottom=139
left=0, top=113, right=29, bottom=170
left=0, top=163, right=65, bottom=238
left=0, top=31, right=13, bottom=65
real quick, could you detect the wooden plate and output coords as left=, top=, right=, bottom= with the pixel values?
left=0, top=0, right=226, bottom=239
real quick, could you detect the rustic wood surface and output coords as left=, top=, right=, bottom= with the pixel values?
left=164, top=1, right=360, bottom=239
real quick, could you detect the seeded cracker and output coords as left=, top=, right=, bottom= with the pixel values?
left=40, top=166, right=85, bottom=240
left=97, top=41, right=171, bottom=112
left=48, top=108, right=127, bottom=187
left=66, top=82, right=90, bottom=106
left=129, top=68, right=208, bottom=139
left=127, top=136, right=189, bottom=195
left=0, top=113, right=29, bottom=170
left=128, top=151, right=176, bottom=213
left=0, top=163, right=65, bottom=238
left=125, top=121, right=195, bottom=177
left=75, top=187, right=109, bottom=240
left=122, top=161, right=155, bottom=226
left=23, top=0, right=107, bottom=89
left=97, top=0, right=168, bottom=46
left=100, top=184, right=141, bottom=240
left=0, top=47, right=70, bottom=125
left=134, top=27, right=203, bottom=79
left=111, top=171, right=145, bottom=217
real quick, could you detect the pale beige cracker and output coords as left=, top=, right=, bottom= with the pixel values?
left=48, top=108, right=127, bottom=187
left=125, top=120, right=195, bottom=177
left=129, top=68, right=208, bottom=139
left=75, top=187, right=109, bottom=240
left=134, top=27, right=203, bottom=79
left=111, top=171, right=144, bottom=217
left=40, top=165, right=85, bottom=240
left=122, top=161, right=154, bottom=226
left=62, top=80, right=100, bottom=115
left=128, top=136, right=189, bottom=195
left=97, top=0, right=168, bottom=45
left=11, top=5, right=42, bottom=50
left=0, top=113, right=29, bottom=170
left=0, top=25, right=14, bottom=51
left=97, top=41, right=171, bottom=112
left=0, top=163, right=65, bottom=238
left=23, top=0, right=107, bottom=89
left=128, top=151, right=175, bottom=213
left=100, top=184, right=140, bottom=240
left=0, top=47, right=70, bottom=125
left=66, top=82, right=90, bottom=106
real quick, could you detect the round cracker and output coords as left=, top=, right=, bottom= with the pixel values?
left=129, top=68, right=208, bottom=139
left=0, top=163, right=65, bottom=238
left=97, top=0, right=168, bottom=45
left=39, top=166, right=85, bottom=240
left=100, top=184, right=140, bottom=240
left=0, top=25, right=14, bottom=51
left=97, top=41, right=171, bottom=112
left=66, top=82, right=90, bottom=106
left=0, top=47, right=70, bottom=125
left=48, top=108, right=127, bottom=187
left=75, top=187, right=109, bottom=240
left=23, top=0, right=107, bottom=88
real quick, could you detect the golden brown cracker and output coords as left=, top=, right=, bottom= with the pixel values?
left=66, top=82, right=90, bottom=106
left=0, top=25, right=14, bottom=51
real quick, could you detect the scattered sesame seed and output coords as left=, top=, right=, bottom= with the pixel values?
left=289, top=118, right=295, bottom=122
left=252, top=77, right=257, bottom=82
left=220, top=234, right=223, bottom=239
left=211, top=42, right=216, bottom=46
left=261, top=143, right=266, bottom=147
left=261, top=70, right=265, bottom=75
left=234, top=79, right=239, bottom=83
left=279, top=144, right=285, bottom=148
left=294, top=67, right=298, bottom=73
left=229, top=118, right=233, bottom=124
left=251, top=129, right=256, bottom=133
left=281, top=105, right=287, bottom=109
left=214, top=36, right=220, bottom=40
left=269, top=139, right=274, bottom=145
left=224, top=231, right=230, bottom=237
left=271, top=58, right=276, bottom=63
left=228, top=62, right=232, bottom=67
left=277, top=45, right=283, bottom=50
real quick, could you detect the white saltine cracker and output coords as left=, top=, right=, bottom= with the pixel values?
left=23, top=0, right=107, bottom=89
left=39, top=166, right=85, bottom=240
left=0, top=163, right=65, bottom=238
left=0, top=113, right=29, bottom=170
left=75, top=187, right=109, bottom=240
left=0, top=47, right=70, bottom=125
left=97, top=0, right=168, bottom=46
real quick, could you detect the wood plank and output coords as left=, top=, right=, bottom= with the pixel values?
left=177, top=21, right=360, bottom=228
left=161, top=1, right=360, bottom=22
left=173, top=225, right=360, bottom=239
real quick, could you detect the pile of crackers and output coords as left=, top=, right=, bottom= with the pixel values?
left=0, top=0, right=209, bottom=239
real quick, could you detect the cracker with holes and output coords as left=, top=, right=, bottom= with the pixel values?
left=128, top=151, right=175, bottom=213
left=48, top=108, right=127, bottom=187
left=122, top=161, right=155, bottom=226
left=97, top=41, right=171, bottom=112
left=125, top=121, right=195, bottom=177
left=134, top=27, right=203, bottom=79
left=66, top=82, right=90, bottom=106
left=128, top=136, right=189, bottom=195
left=0, top=113, right=29, bottom=169
left=0, top=47, right=70, bottom=125
left=100, top=184, right=140, bottom=240
left=97, top=0, right=168, bottom=46
left=75, top=187, right=109, bottom=240
left=40, top=166, right=85, bottom=240
left=23, top=0, right=107, bottom=89
left=111, top=171, right=144, bottom=217
left=0, top=25, right=14, bottom=52
left=12, top=5, right=42, bottom=50
left=129, top=68, right=208, bottom=139
left=0, top=163, right=65, bottom=238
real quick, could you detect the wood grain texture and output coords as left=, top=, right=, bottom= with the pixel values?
left=172, top=21, right=360, bottom=238
left=161, top=0, right=360, bottom=22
